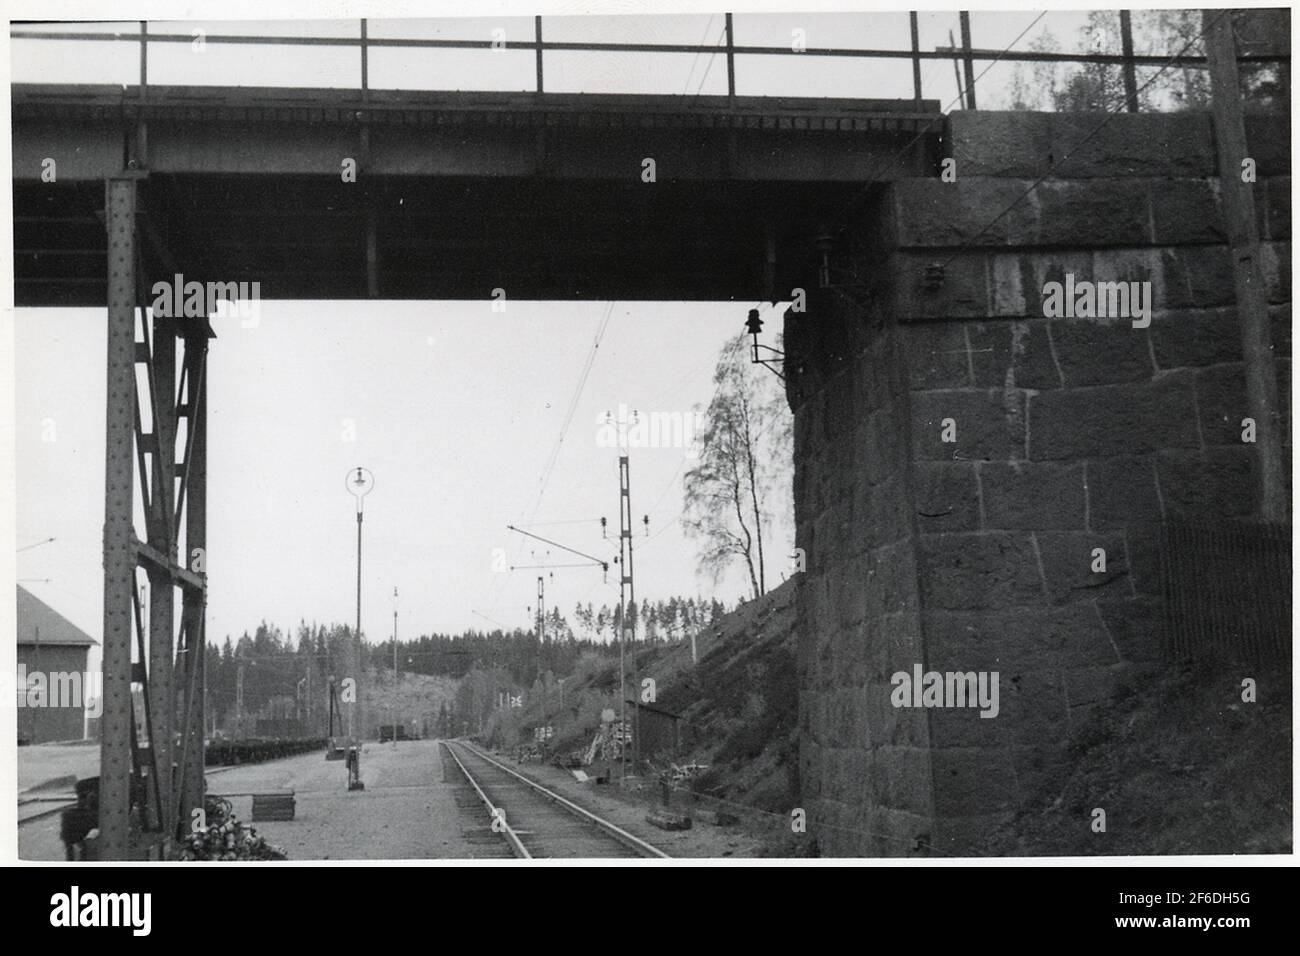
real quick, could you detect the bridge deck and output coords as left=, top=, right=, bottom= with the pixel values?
left=14, top=84, right=942, bottom=304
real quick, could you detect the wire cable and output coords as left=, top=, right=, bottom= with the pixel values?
left=938, top=9, right=1230, bottom=268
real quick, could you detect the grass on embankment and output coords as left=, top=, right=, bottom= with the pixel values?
left=981, top=658, right=1292, bottom=856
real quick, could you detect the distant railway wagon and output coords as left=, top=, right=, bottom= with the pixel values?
left=204, top=737, right=328, bottom=766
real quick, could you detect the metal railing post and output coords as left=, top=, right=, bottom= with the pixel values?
left=959, top=11, right=976, bottom=109
left=139, top=21, right=147, bottom=99
left=910, top=11, right=923, bottom=106
left=725, top=13, right=736, bottom=102
left=535, top=16, right=544, bottom=93
left=360, top=19, right=369, bottom=100
left=1119, top=9, right=1139, bottom=112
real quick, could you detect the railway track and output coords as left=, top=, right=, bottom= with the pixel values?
left=441, top=740, right=669, bottom=859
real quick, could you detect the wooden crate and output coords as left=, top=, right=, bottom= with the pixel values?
left=251, top=791, right=296, bottom=822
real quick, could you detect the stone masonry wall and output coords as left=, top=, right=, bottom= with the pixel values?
left=787, top=110, right=1290, bottom=857
left=786, top=287, right=934, bottom=857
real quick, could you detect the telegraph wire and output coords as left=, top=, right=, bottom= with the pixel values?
left=528, top=301, right=616, bottom=524
left=691, top=20, right=729, bottom=100
left=829, top=11, right=1050, bottom=231
left=937, top=9, right=1229, bottom=269
left=485, top=302, right=615, bottom=618
left=681, top=13, right=717, bottom=96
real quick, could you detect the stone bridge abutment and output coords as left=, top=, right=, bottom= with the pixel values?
left=785, top=110, right=1291, bottom=856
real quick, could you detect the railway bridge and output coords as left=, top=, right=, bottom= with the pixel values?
left=12, top=17, right=1291, bottom=858
left=13, top=76, right=938, bottom=857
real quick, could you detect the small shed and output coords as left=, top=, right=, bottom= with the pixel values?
left=625, top=698, right=683, bottom=758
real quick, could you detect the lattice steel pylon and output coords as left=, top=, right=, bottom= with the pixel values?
left=617, top=455, right=637, bottom=775
left=101, top=173, right=212, bottom=859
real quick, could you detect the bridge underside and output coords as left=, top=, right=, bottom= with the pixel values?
left=17, top=174, right=885, bottom=303
left=14, top=84, right=941, bottom=305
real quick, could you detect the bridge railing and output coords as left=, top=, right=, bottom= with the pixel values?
left=10, top=11, right=1290, bottom=111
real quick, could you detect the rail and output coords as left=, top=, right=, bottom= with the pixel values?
left=445, top=740, right=670, bottom=859
left=441, top=741, right=531, bottom=858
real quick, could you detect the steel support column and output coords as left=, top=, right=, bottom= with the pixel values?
left=101, top=176, right=213, bottom=858
left=100, top=174, right=143, bottom=859
left=175, top=328, right=209, bottom=833
left=146, top=315, right=177, bottom=838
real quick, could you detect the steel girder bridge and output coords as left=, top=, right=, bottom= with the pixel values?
left=10, top=17, right=960, bottom=860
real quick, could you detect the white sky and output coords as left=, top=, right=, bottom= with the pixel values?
left=15, top=303, right=789, bottom=653
left=8, top=10, right=1141, bottom=105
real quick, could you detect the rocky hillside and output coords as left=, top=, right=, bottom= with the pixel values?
left=363, top=669, right=459, bottom=739
left=488, top=579, right=800, bottom=815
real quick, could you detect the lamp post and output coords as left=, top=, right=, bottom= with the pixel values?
left=346, top=467, right=374, bottom=744
left=392, top=585, right=398, bottom=749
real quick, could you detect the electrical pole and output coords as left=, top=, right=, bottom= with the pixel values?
left=235, top=660, right=244, bottom=740
left=392, top=586, right=398, bottom=748
left=617, top=454, right=637, bottom=777
left=537, top=574, right=546, bottom=756
left=1204, top=9, right=1287, bottom=523
left=502, top=523, right=608, bottom=757
left=537, top=575, right=545, bottom=644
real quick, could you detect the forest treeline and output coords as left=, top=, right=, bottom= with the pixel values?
left=206, top=595, right=728, bottom=732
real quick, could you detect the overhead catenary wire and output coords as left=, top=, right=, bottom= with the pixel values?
left=690, top=20, right=729, bottom=100
left=827, top=11, right=1050, bottom=232
left=515, top=517, right=604, bottom=528
left=680, top=13, right=717, bottom=96
left=484, top=302, right=616, bottom=619
left=527, top=301, right=616, bottom=525
left=506, top=524, right=609, bottom=569
left=937, top=9, right=1230, bottom=270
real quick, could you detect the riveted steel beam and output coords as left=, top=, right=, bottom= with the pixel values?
left=100, top=173, right=142, bottom=859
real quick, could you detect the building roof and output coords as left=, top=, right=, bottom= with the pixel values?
left=16, top=585, right=98, bottom=647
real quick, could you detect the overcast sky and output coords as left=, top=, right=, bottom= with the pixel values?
left=10, top=10, right=1124, bottom=104
left=15, top=302, right=790, bottom=653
